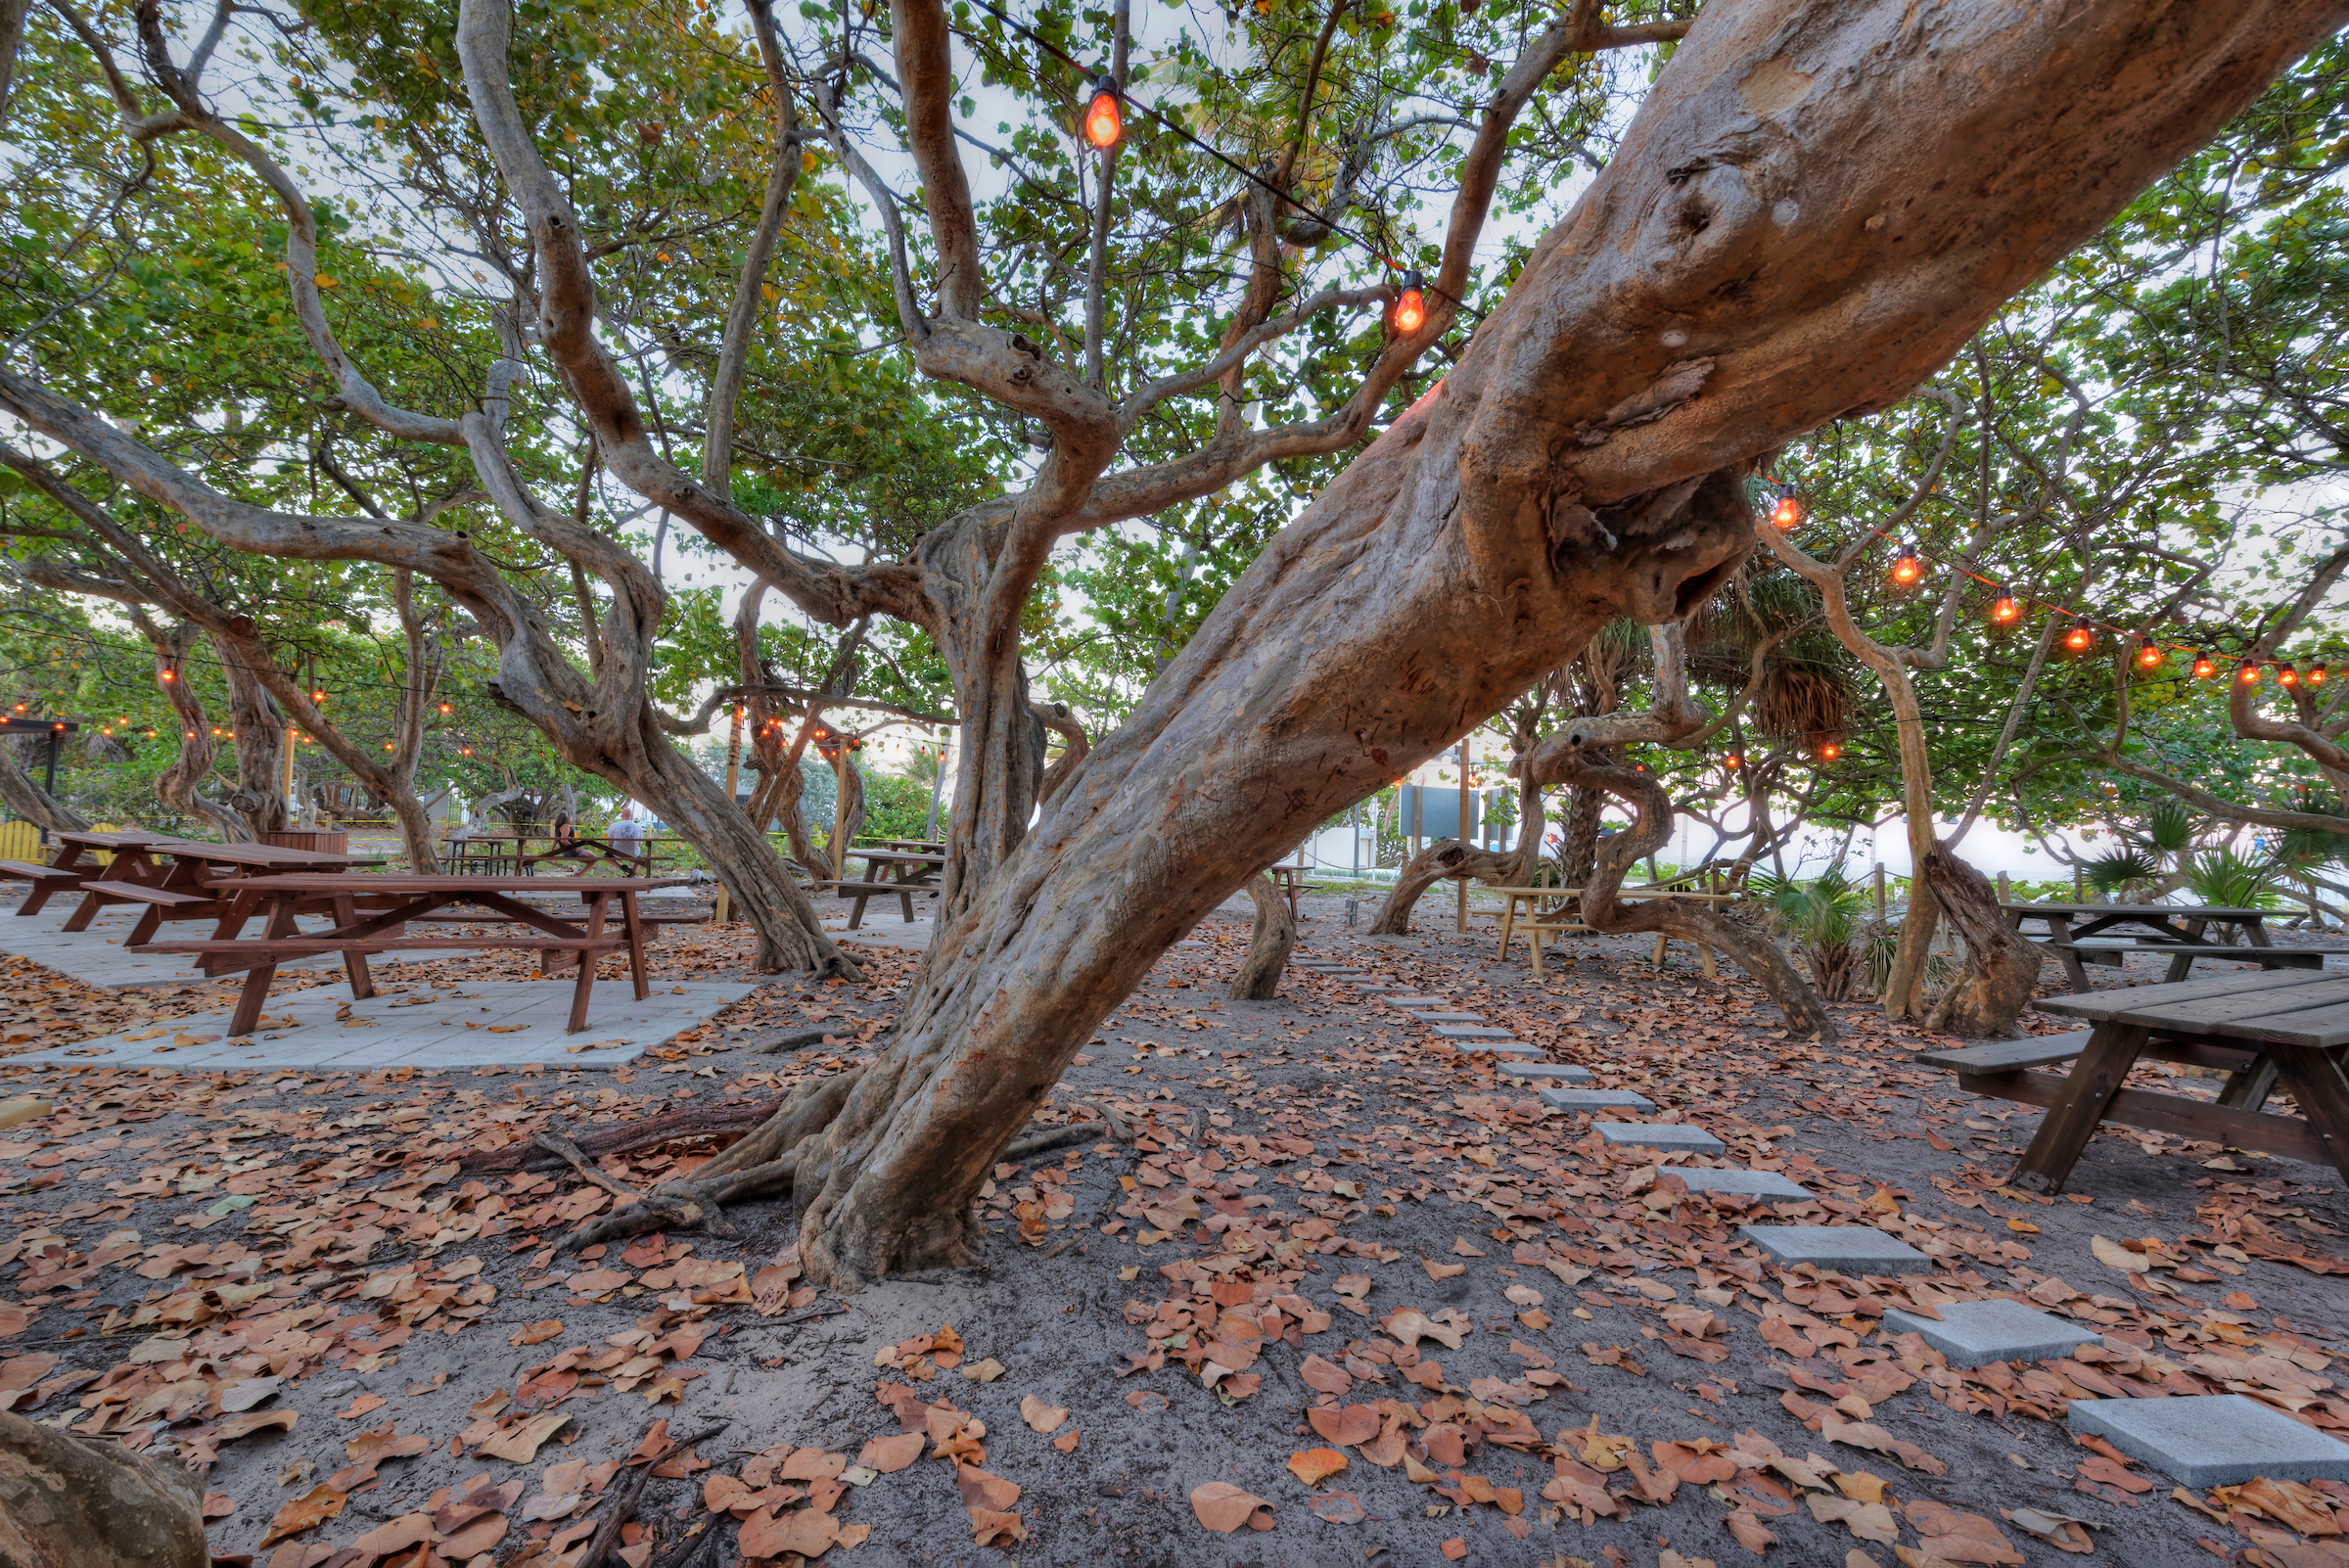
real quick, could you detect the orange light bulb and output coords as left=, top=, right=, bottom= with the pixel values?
left=1819, top=742, right=1841, bottom=761
left=2280, top=662, right=2301, bottom=687
left=1889, top=542, right=1921, bottom=585
left=2192, top=650, right=2216, bottom=678
left=1990, top=586, right=2019, bottom=624
left=2239, top=661, right=2262, bottom=685
left=1083, top=87, right=1122, bottom=150
left=1772, top=493, right=1802, bottom=530
left=2064, top=622, right=2094, bottom=653
left=2137, top=640, right=2165, bottom=670
left=1392, top=269, right=1427, bottom=335
left=2311, top=663, right=2329, bottom=685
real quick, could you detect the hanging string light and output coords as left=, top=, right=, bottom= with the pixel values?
left=2311, top=663, right=2329, bottom=686
left=2064, top=621, right=2095, bottom=653
left=1723, top=751, right=1743, bottom=770
left=160, top=669, right=176, bottom=683
left=1391, top=270, right=1427, bottom=335
left=2239, top=660, right=2262, bottom=685
left=2136, top=639, right=2165, bottom=671
left=2280, top=662, right=2301, bottom=688
left=2192, top=650, right=2217, bottom=678
left=1889, top=542, right=1922, bottom=585
left=1082, top=71, right=1123, bottom=150
left=311, top=688, right=327, bottom=705
left=438, top=702, right=453, bottom=715
left=1989, top=585, right=2020, bottom=625
left=1770, top=486, right=1803, bottom=530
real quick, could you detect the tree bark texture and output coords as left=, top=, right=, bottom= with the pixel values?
left=214, top=629, right=290, bottom=838
left=1227, top=873, right=1296, bottom=999
left=0, top=1407, right=208, bottom=1568
left=767, top=0, right=2345, bottom=1289
left=1919, top=848, right=2047, bottom=1038
left=1368, top=838, right=1516, bottom=934
left=139, top=618, right=246, bottom=840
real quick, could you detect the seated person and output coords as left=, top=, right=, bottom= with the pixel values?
left=546, top=809, right=596, bottom=874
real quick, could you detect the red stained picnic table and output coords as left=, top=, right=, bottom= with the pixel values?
left=57, top=835, right=371, bottom=942
left=1, top=829, right=161, bottom=916
left=131, top=874, right=685, bottom=1037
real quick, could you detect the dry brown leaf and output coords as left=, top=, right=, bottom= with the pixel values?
left=477, top=1411, right=571, bottom=1463
left=739, top=1506, right=841, bottom=1559
left=2090, top=1234, right=2151, bottom=1272
left=1191, top=1480, right=1271, bottom=1533
left=1422, top=1257, right=1466, bottom=1281
left=259, top=1484, right=345, bottom=1546
left=1019, top=1395, right=1069, bottom=1435
left=1903, top=1499, right=2024, bottom=1565
left=857, top=1431, right=925, bottom=1474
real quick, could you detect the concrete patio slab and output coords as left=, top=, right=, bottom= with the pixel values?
left=1404, top=1010, right=1485, bottom=1024
left=0, top=900, right=344, bottom=989
left=1498, top=1062, right=1596, bottom=1084
left=1883, top=1300, right=2101, bottom=1366
left=819, top=916, right=934, bottom=950
left=1739, top=1224, right=1933, bottom=1274
left=1672, top=1168, right=1811, bottom=1199
left=1538, top=1086, right=1659, bottom=1113
left=1593, top=1121, right=1723, bottom=1152
left=1433, top=1025, right=1517, bottom=1041
left=2069, top=1394, right=2349, bottom=1486
left=1382, top=996, right=1451, bottom=1008
left=0, top=979, right=759, bottom=1073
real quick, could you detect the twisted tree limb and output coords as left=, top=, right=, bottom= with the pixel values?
left=1228, top=872, right=1297, bottom=998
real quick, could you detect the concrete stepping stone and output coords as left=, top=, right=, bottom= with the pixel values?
left=1671, top=1168, right=1810, bottom=1199
left=1739, top=1224, right=1933, bottom=1274
left=1537, top=1086, right=1658, bottom=1113
left=1592, top=1121, right=1721, bottom=1152
left=1499, top=1062, right=1596, bottom=1084
left=1478, top=1040, right=1543, bottom=1057
left=2069, top=1394, right=2349, bottom=1486
left=1433, top=1024, right=1517, bottom=1041
left=1882, top=1300, right=2100, bottom=1366
left=1404, top=1010, right=1485, bottom=1024
left=1383, top=995, right=1451, bottom=1008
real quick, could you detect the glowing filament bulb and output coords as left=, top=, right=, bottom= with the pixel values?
left=1990, top=586, right=2019, bottom=624
left=2192, top=650, right=2216, bottom=678
left=2280, top=662, right=2300, bottom=687
left=2064, top=621, right=2094, bottom=653
left=2239, top=661, right=2262, bottom=685
left=1393, top=269, right=1427, bottom=335
left=1889, top=543, right=1921, bottom=585
left=2311, top=663, right=2329, bottom=685
left=2137, top=640, right=2164, bottom=670
left=1772, top=491, right=1802, bottom=530
left=1818, top=741, right=1841, bottom=761
left=1082, top=77, right=1122, bottom=149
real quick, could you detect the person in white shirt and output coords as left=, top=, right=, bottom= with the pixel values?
left=609, top=807, right=646, bottom=861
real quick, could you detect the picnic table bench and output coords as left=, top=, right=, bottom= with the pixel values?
left=813, top=848, right=944, bottom=929
left=1915, top=970, right=2349, bottom=1191
left=2001, top=901, right=2341, bottom=992
left=131, top=874, right=681, bottom=1036
left=0, top=830, right=161, bottom=917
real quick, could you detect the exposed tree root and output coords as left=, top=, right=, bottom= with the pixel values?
left=0, top=1407, right=208, bottom=1567
left=753, top=1025, right=867, bottom=1055
left=459, top=1098, right=787, bottom=1176
left=1369, top=839, right=1521, bottom=934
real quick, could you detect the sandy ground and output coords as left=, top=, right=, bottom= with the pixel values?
left=1, top=890, right=2345, bottom=1568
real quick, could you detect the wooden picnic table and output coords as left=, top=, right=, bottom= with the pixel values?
left=2003, top=900, right=2286, bottom=993
left=1266, top=864, right=1319, bottom=920
left=131, top=873, right=685, bottom=1036
left=1920, top=970, right=2349, bottom=1192
left=59, top=835, right=370, bottom=945
left=1, top=828, right=160, bottom=917
left=817, top=847, right=944, bottom=929
left=1493, top=886, right=1735, bottom=978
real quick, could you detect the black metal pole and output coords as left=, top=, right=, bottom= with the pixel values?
left=40, top=729, right=59, bottom=846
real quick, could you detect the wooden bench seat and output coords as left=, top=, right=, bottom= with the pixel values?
left=1913, top=1030, right=2095, bottom=1073
left=77, top=880, right=215, bottom=907
left=0, top=859, right=78, bottom=884
left=132, top=936, right=627, bottom=957
left=809, top=878, right=937, bottom=930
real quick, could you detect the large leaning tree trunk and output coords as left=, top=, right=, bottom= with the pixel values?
left=1228, top=872, right=1298, bottom=999
left=130, top=612, right=247, bottom=840
left=215, top=628, right=289, bottom=837
left=0, top=1407, right=208, bottom=1567
left=1919, top=848, right=2047, bottom=1038
left=769, top=0, right=2341, bottom=1289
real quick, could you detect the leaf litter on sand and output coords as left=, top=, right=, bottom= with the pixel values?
left=7, top=916, right=2349, bottom=1563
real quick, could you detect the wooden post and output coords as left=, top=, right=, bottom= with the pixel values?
left=923, top=732, right=949, bottom=839
left=1996, top=871, right=2010, bottom=905
left=281, top=723, right=299, bottom=822
left=714, top=704, right=744, bottom=924
left=2074, top=862, right=2086, bottom=901
left=1872, top=863, right=1887, bottom=922
left=1456, top=735, right=1471, bottom=932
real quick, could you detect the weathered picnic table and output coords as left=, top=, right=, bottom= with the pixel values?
left=61, top=835, right=370, bottom=944
left=130, top=873, right=683, bottom=1035
left=0, top=829, right=157, bottom=916
left=1915, top=970, right=2349, bottom=1191
left=2002, top=900, right=2344, bottom=993
left=814, top=848, right=944, bottom=929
